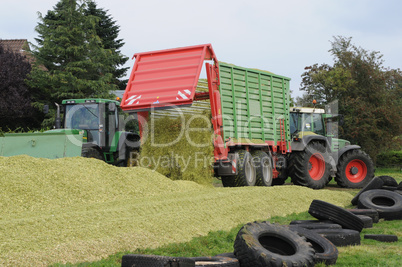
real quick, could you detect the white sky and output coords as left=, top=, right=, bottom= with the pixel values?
left=1, top=0, right=401, bottom=98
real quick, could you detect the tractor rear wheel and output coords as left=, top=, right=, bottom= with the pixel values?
left=335, top=149, right=374, bottom=188
left=290, top=142, right=330, bottom=189
left=81, top=147, right=104, bottom=161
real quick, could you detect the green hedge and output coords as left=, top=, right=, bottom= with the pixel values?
left=376, top=150, right=402, bottom=167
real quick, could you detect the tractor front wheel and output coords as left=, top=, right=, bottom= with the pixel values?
left=335, top=149, right=374, bottom=188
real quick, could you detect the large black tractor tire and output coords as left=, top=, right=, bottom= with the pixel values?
left=81, top=147, right=104, bottom=161
left=350, top=176, right=384, bottom=205
left=308, top=200, right=364, bottom=232
left=290, top=142, right=331, bottom=189
left=252, top=150, right=273, bottom=186
left=121, top=254, right=195, bottom=267
left=233, top=150, right=256, bottom=187
left=234, top=221, right=314, bottom=267
left=335, top=149, right=375, bottom=188
left=288, top=225, right=339, bottom=265
left=357, top=189, right=402, bottom=220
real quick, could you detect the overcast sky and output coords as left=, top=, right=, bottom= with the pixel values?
left=1, top=0, right=401, bottom=98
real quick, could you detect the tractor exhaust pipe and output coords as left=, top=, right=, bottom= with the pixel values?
left=55, top=103, right=61, bottom=129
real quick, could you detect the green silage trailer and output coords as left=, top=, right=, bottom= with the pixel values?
left=120, top=43, right=374, bottom=189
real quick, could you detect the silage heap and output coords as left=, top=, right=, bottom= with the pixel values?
left=140, top=110, right=214, bottom=185
left=0, top=156, right=352, bottom=266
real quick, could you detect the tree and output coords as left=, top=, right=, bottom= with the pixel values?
left=84, top=1, right=129, bottom=90
left=28, top=0, right=122, bottom=118
left=299, top=36, right=402, bottom=161
left=0, top=44, right=41, bottom=130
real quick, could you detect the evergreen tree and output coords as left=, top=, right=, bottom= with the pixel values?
left=85, top=1, right=129, bottom=90
left=28, top=0, right=120, bottom=110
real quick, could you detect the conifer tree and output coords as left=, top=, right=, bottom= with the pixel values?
left=85, top=1, right=129, bottom=90
left=29, top=0, right=120, bottom=107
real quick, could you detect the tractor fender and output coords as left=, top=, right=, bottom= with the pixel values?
left=332, top=145, right=361, bottom=165
left=291, top=135, right=331, bottom=152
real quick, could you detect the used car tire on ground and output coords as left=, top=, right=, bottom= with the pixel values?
left=121, top=254, right=195, bottom=267
left=311, top=229, right=361, bottom=247
left=234, top=221, right=314, bottom=267
left=356, top=215, right=373, bottom=228
left=364, top=234, right=398, bottom=243
left=189, top=256, right=239, bottom=267
left=308, top=200, right=364, bottom=232
left=288, top=225, right=338, bottom=265
left=289, top=221, right=342, bottom=230
left=347, top=208, right=379, bottom=223
left=377, top=175, right=398, bottom=187
left=350, top=177, right=384, bottom=205
left=357, top=189, right=402, bottom=220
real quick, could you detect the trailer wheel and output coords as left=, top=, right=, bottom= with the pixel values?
left=234, top=150, right=256, bottom=187
left=290, top=142, right=330, bottom=189
left=335, top=149, right=374, bottom=188
left=81, top=147, right=104, bottom=161
left=252, top=151, right=273, bottom=186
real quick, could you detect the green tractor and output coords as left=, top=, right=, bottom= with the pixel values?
left=285, top=106, right=375, bottom=188
left=0, top=98, right=140, bottom=166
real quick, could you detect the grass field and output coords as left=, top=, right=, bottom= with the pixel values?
left=0, top=156, right=400, bottom=266
left=53, top=167, right=402, bottom=267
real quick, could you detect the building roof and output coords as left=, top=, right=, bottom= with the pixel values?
left=0, top=39, right=35, bottom=63
left=0, top=39, right=29, bottom=53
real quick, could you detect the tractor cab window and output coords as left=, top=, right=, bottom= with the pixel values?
left=301, top=113, right=312, bottom=132
left=65, top=104, right=99, bottom=130
left=64, top=104, right=100, bottom=144
left=312, top=113, right=325, bottom=136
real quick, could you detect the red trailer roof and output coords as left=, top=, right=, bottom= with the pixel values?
left=121, top=44, right=218, bottom=112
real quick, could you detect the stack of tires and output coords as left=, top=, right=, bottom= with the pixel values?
left=121, top=176, right=401, bottom=267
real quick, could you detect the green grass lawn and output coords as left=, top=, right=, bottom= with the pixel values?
left=51, top=167, right=402, bottom=267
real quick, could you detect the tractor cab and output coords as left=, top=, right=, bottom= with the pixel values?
left=62, top=99, right=120, bottom=149
left=289, top=107, right=326, bottom=137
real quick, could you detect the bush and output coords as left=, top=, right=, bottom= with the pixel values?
left=376, top=150, right=402, bottom=167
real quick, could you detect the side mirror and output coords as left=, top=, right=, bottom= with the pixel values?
left=108, top=102, right=116, bottom=112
